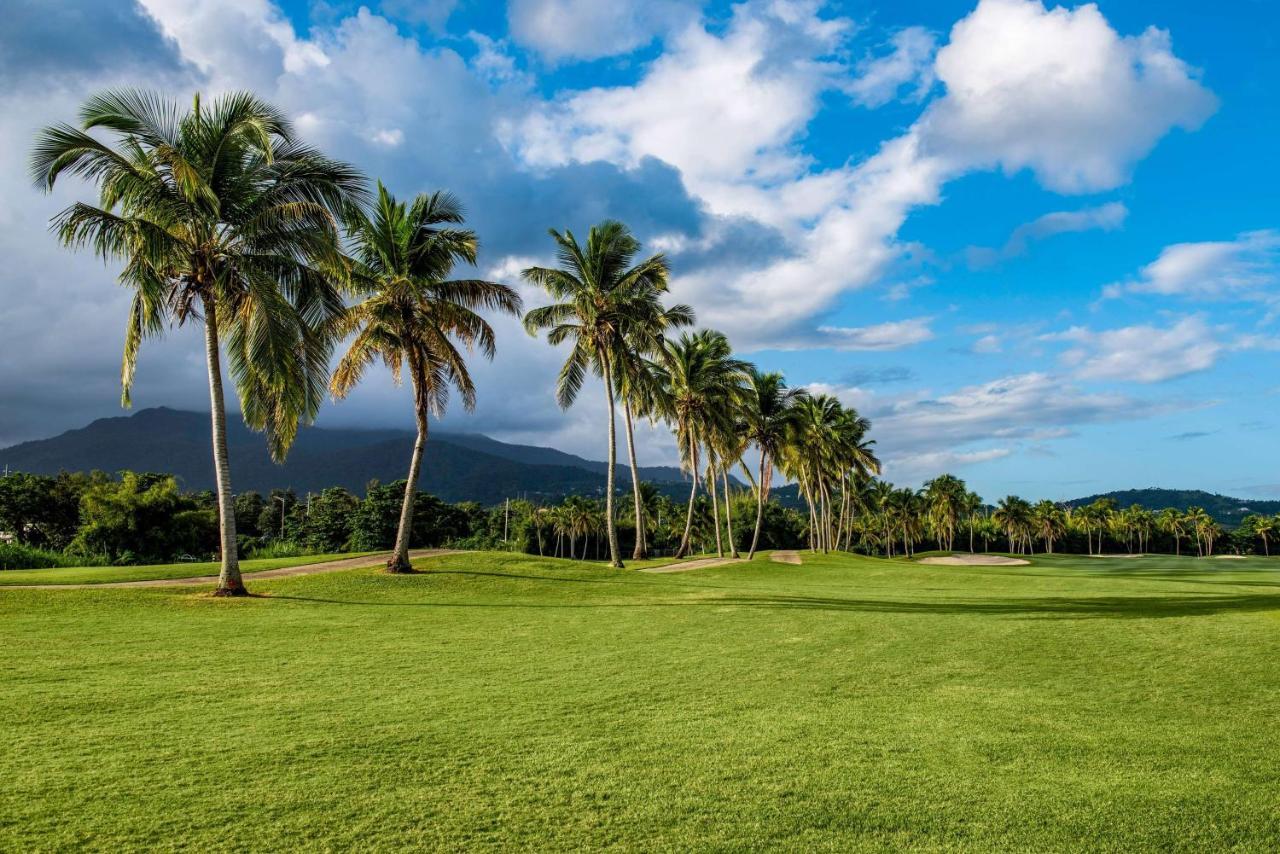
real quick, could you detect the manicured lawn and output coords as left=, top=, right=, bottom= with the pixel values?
left=3, top=550, right=1279, bottom=849
left=0, top=552, right=367, bottom=586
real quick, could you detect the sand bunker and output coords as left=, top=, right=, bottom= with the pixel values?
left=1211, top=554, right=1247, bottom=560
left=917, top=554, right=1030, bottom=566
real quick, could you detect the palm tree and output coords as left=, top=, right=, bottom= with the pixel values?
left=649, top=330, right=749, bottom=558
left=330, top=183, right=521, bottom=572
left=961, top=490, right=984, bottom=553
left=739, top=370, right=806, bottom=559
left=32, top=90, right=365, bottom=595
left=523, top=221, right=669, bottom=568
left=1157, top=507, right=1185, bottom=556
left=923, top=474, right=966, bottom=552
left=614, top=300, right=693, bottom=559
left=1031, top=500, right=1066, bottom=554
left=993, top=496, right=1033, bottom=554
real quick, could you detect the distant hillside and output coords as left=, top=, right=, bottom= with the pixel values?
left=0, top=408, right=697, bottom=505
left=1065, top=489, right=1280, bottom=527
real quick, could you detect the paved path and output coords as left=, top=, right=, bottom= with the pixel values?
left=639, top=556, right=746, bottom=574
left=770, top=550, right=802, bottom=565
left=4, top=549, right=464, bottom=590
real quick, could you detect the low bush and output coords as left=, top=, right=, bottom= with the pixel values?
left=0, top=542, right=73, bottom=570
left=247, top=539, right=309, bottom=559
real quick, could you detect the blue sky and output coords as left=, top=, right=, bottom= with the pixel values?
left=0, top=0, right=1276, bottom=501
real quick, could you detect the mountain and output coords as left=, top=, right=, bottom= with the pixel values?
left=1063, top=489, right=1280, bottom=527
left=0, top=408, right=695, bottom=505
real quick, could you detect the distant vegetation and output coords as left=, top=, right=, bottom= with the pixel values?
left=4, top=467, right=1279, bottom=571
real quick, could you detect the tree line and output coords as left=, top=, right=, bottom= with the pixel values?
left=845, top=476, right=1275, bottom=558
left=27, top=89, right=1274, bottom=590
left=0, top=469, right=809, bottom=569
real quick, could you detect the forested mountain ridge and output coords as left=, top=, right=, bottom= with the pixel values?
left=0, top=408, right=695, bottom=504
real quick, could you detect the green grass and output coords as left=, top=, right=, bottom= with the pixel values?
left=3, top=550, right=1279, bottom=850
left=0, top=551, right=367, bottom=586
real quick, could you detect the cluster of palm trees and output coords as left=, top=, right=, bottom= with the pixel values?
left=36, top=88, right=883, bottom=590
left=842, top=482, right=1236, bottom=558
left=522, top=243, right=884, bottom=568
left=34, top=90, right=525, bottom=592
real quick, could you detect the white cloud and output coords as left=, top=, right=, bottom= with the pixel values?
left=504, top=0, right=1216, bottom=347
left=1044, top=316, right=1224, bottom=383
left=969, top=201, right=1127, bottom=266
left=507, top=0, right=702, bottom=63
left=809, top=371, right=1178, bottom=485
left=1102, top=230, right=1280, bottom=302
left=846, top=26, right=937, bottom=108
left=811, top=317, right=935, bottom=351
left=884, top=447, right=1012, bottom=480
left=972, top=334, right=1002, bottom=354
left=921, top=0, right=1217, bottom=193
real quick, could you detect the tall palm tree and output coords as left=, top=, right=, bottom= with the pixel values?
left=523, top=221, right=669, bottom=568
left=993, top=496, right=1033, bottom=554
left=923, top=474, right=966, bottom=552
left=649, top=330, right=749, bottom=558
left=32, top=90, right=365, bottom=595
left=330, top=183, right=521, bottom=572
left=739, top=370, right=806, bottom=559
left=614, top=300, right=693, bottom=559
left=1031, top=500, right=1066, bottom=554
left=1157, top=507, right=1185, bottom=556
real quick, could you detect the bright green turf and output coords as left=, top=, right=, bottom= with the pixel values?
left=3, top=550, right=1279, bottom=850
left=0, top=552, right=368, bottom=586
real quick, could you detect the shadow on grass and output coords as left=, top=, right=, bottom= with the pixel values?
left=265, top=590, right=1280, bottom=619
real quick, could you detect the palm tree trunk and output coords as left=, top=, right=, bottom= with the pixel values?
left=676, top=433, right=699, bottom=558
left=708, top=458, right=724, bottom=558
left=388, top=409, right=425, bottom=573
left=748, top=452, right=767, bottom=560
left=721, top=464, right=738, bottom=558
left=601, top=354, right=623, bottom=568
left=203, top=299, right=244, bottom=597
left=622, top=399, right=647, bottom=560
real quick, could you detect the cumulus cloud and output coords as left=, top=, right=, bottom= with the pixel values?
left=920, top=0, right=1217, bottom=193
left=504, top=0, right=1216, bottom=347
left=507, top=0, right=703, bottom=63
left=1043, top=316, right=1224, bottom=382
left=846, top=26, right=937, bottom=108
left=1102, top=229, right=1280, bottom=302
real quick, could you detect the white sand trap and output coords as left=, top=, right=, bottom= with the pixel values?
left=917, top=554, right=1030, bottom=566
left=1212, top=554, right=1248, bottom=560
left=1088, top=554, right=1146, bottom=558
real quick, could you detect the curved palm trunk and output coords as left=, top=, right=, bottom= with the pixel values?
left=389, top=407, right=426, bottom=573
left=622, top=399, right=647, bottom=560
left=747, top=452, right=768, bottom=560
left=676, top=433, right=699, bottom=558
left=601, top=355, right=623, bottom=568
left=721, top=464, right=738, bottom=558
left=204, top=300, right=244, bottom=597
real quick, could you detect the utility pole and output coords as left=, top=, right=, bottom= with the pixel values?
left=503, top=498, right=510, bottom=542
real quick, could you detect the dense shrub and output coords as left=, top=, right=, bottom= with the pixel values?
left=0, top=542, right=68, bottom=570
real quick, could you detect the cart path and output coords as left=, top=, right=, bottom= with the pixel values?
left=770, top=550, right=803, bottom=565
left=639, top=556, right=746, bottom=574
left=3, top=549, right=465, bottom=590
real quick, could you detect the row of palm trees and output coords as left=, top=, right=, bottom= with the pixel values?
left=520, top=222, right=883, bottom=567
left=36, top=88, right=882, bottom=592
left=846, top=480, right=1235, bottom=558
